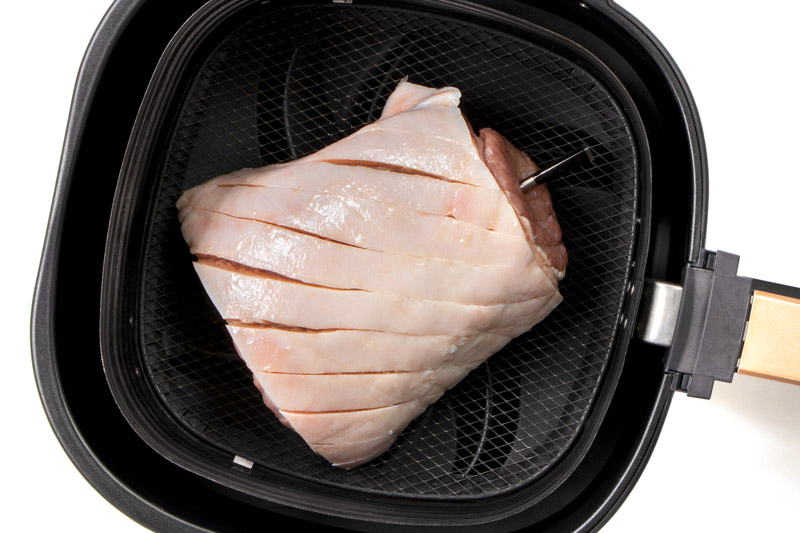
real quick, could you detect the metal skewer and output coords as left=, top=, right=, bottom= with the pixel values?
left=519, top=144, right=595, bottom=192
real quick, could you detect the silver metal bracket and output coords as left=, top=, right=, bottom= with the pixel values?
left=635, top=280, right=683, bottom=347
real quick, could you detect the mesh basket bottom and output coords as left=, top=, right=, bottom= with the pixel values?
left=135, top=3, right=639, bottom=499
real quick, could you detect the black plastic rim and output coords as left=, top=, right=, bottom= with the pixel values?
left=100, top=0, right=651, bottom=525
left=32, top=1, right=708, bottom=531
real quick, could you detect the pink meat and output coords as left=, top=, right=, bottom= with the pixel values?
left=479, top=128, right=567, bottom=277
left=177, top=80, right=567, bottom=467
left=192, top=261, right=561, bottom=337
left=227, top=326, right=509, bottom=374
left=177, top=162, right=521, bottom=233
left=179, top=185, right=532, bottom=265
left=181, top=210, right=555, bottom=305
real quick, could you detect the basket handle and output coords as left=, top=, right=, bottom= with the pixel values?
left=738, top=290, right=800, bottom=385
left=638, top=251, right=800, bottom=397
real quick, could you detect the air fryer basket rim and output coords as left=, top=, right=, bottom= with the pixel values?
left=101, top=0, right=650, bottom=521
left=31, top=1, right=707, bottom=531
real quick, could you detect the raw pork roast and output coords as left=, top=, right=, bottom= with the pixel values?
left=177, top=81, right=567, bottom=468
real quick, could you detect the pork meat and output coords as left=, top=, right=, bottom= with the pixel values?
left=177, top=80, right=567, bottom=467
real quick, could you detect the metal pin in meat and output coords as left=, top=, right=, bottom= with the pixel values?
left=519, top=144, right=594, bottom=192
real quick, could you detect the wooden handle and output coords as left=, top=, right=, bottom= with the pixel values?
left=738, top=290, right=800, bottom=385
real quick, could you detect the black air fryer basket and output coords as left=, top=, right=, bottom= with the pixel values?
left=32, top=0, right=799, bottom=531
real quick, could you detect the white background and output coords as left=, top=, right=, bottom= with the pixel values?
left=2, top=1, right=798, bottom=531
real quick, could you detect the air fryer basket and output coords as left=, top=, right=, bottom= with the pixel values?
left=100, top=0, right=650, bottom=523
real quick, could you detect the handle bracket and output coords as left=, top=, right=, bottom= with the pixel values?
left=637, top=250, right=800, bottom=398
left=665, top=251, right=751, bottom=398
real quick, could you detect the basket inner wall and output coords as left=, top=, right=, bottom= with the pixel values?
left=137, top=3, right=639, bottom=499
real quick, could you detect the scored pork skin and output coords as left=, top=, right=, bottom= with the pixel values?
left=177, top=81, right=567, bottom=467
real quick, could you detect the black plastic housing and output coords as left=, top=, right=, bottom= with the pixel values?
left=32, top=0, right=707, bottom=531
left=101, top=0, right=651, bottom=525
left=667, top=250, right=800, bottom=398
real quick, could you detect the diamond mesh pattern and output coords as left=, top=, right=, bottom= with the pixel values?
left=137, top=4, right=638, bottom=498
